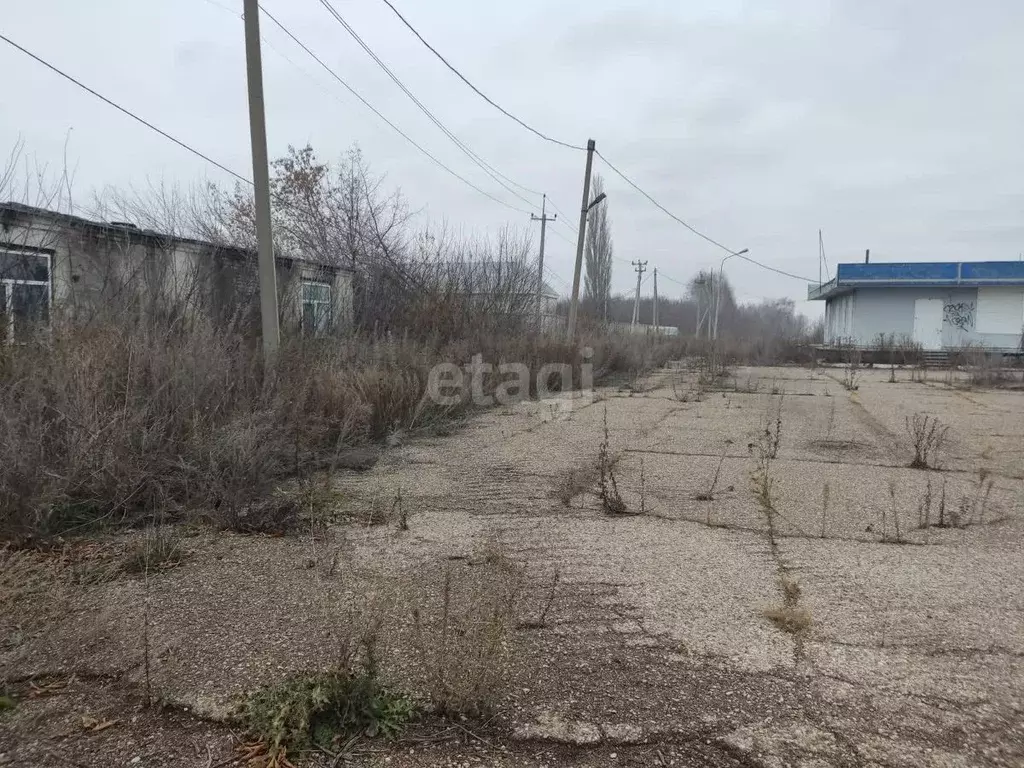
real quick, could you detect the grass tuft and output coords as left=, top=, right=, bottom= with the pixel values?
left=762, top=605, right=812, bottom=635
left=121, top=527, right=185, bottom=575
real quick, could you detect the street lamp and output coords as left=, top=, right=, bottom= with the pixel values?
left=566, top=183, right=609, bottom=343
left=712, top=248, right=749, bottom=340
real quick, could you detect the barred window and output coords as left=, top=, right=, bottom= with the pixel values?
left=0, top=249, right=51, bottom=343
left=301, top=280, right=332, bottom=336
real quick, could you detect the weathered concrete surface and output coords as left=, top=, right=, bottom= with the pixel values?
left=3, top=365, right=1023, bottom=767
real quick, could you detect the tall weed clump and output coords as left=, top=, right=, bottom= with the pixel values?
left=1, top=311, right=677, bottom=540
left=0, top=315, right=463, bottom=540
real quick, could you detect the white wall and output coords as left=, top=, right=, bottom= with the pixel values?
left=826, top=286, right=1024, bottom=349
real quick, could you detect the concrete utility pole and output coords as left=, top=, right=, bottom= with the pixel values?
left=531, top=194, right=556, bottom=331
left=566, top=139, right=596, bottom=344
left=652, top=267, right=659, bottom=331
left=631, top=260, right=648, bottom=328
left=243, top=0, right=280, bottom=358
left=695, top=277, right=703, bottom=336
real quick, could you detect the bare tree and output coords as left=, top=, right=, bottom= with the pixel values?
left=583, top=174, right=613, bottom=320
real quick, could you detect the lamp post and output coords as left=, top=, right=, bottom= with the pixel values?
left=712, top=248, right=749, bottom=341
left=565, top=177, right=608, bottom=343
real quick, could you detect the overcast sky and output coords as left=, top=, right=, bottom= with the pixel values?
left=2, top=0, right=1023, bottom=312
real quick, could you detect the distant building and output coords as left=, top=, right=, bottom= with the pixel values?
left=607, top=321, right=679, bottom=336
left=809, top=261, right=1024, bottom=351
left=458, top=260, right=560, bottom=330
left=0, top=202, right=353, bottom=342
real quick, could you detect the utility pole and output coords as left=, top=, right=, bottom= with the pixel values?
left=652, top=267, right=659, bottom=332
left=243, top=0, right=280, bottom=358
left=566, top=139, right=596, bottom=344
left=630, top=260, right=647, bottom=328
left=695, top=277, right=703, bottom=337
left=531, top=194, right=556, bottom=331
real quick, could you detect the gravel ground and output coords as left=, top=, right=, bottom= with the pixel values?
left=3, top=363, right=1023, bottom=766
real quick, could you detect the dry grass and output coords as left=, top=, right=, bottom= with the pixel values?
left=0, top=313, right=677, bottom=542
left=762, top=605, right=812, bottom=635
left=780, top=574, right=801, bottom=604
left=551, top=465, right=598, bottom=507
left=695, top=446, right=727, bottom=502
left=120, top=526, right=185, bottom=575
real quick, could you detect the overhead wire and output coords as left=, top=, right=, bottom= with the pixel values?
left=314, top=1, right=810, bottom=286
left=376, top=0, right=586, bottom=151
left=0, top=31, right=251, bottom=186
left=255, top=5, right=532, bottom=216
left=595, top=149, right=816, bottom=283
left=315, top=0, right=538, bottom=211
left=0, top=20, right=540, bottom=251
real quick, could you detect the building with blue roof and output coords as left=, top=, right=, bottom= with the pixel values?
left=808, top=261, right=1024, bottom=351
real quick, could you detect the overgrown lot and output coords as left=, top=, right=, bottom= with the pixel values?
left=2, top=359, right=1022, bottom=767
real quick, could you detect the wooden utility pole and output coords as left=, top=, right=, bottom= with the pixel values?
left=652, top=267, right=659, bottom=331
left=630, top=260, right=647, bottom=328
left=243, top=0, right=280, bottom=357
left=566, top=139, right=596, bottom=344
left=531, top=194, right=556, bottom=331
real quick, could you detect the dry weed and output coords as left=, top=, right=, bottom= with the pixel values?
left=411, top=538, right=524, bottom=717
left=906, top=413, right=949, bottom=470
left=762, top=605, right=812, bottom=635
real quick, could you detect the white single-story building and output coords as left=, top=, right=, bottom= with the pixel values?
left=809, top=261, right=1024, bottom=351
left=0, top=202, right=354, bottom=341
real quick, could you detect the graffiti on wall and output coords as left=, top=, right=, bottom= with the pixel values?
left=943, top=301, right=975, bottom=331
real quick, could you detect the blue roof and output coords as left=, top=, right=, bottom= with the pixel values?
left=808, top=261, right=1024, bottom=300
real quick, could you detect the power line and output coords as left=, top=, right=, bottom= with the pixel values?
left=0, top=31, right=251, bottom=186
left=256, top=5, right=529, bottom=216
left=731, top=252, right=816, bottom=283
left=596, top=148, right=816, bottom=283
left=549, top=228, right=576, bottom=247
left=0, top=20, right=531, bottom=239
left=595, top=149, right=736, bottom=254
left=659, top=272, right=688, bottom=288
left=547, top=199, right=572, bottom=221
left=376, top=0, right=585, bottom=152
left=315, top=0, right=537, bottom=211
left=545, top=268, right=570, bottom=292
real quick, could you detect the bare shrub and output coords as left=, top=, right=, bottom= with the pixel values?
left=597, top=406, right=630, bottom=515
left=411, top=540, right=524, bottom=717
left=906, top=413, right=949, bottom=469
left=671, top=368, right=704, bottom=403
left=881, top=480, right=905, bottom=543
left=762, top=395, right=784, bottom=461
left=841, top=352, right=861, bottom=391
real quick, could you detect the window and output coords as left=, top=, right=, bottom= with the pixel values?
left=301, top=280, right=332, bottom=336
left=0, top=249, right=51, bottom=343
